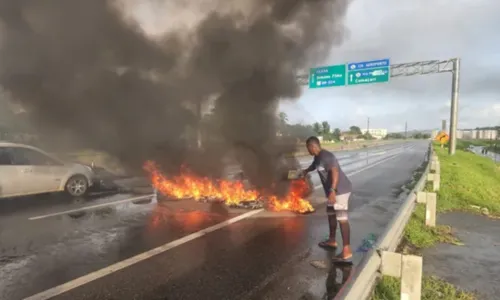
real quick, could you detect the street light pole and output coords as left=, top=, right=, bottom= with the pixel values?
left=449, top=58, right=460, bottom=155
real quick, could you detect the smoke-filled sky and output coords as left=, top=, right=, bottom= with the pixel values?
left=279, top=0, right=500, bottom=132
left=0, top=0, right=349, bottom=187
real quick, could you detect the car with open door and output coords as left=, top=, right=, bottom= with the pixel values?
left=0, top=142, right=95, bottom=199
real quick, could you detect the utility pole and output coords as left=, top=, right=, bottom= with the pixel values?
left=366, top=117, right=370, bottom=134
left=449, top=58, right=460, bottom=155
left=404, top=121, right=408, bottom=139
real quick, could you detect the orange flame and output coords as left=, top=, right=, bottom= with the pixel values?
left=143, top=161, right=314, bottom=213
left=267, top=179, right=314, bottom=214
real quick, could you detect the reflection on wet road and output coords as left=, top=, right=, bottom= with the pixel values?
left=0, top=141, right=428, bottom=300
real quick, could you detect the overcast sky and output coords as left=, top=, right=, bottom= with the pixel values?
left=280, top=0, right=500, bottom=132
left=5, top=0, right=493, bottom=134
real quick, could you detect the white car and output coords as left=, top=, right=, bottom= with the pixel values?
left=0, top=142, right=95, bottom=199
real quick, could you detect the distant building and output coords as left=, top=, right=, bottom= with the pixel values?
left=340, top=133, right=357, bottom=142
left=360, top=128, right=388, bottom=139
left=457, top=129, right=498, bottom=140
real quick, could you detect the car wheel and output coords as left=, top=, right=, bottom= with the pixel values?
left=65, top=175, right=89, bottom=197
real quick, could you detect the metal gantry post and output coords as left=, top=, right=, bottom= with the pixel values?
left=449, top=58, right=460, bottom=155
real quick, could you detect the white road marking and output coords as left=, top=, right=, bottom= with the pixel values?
left=25, top=145, right=413, bottom=300
left=23, top=209, right=264, bottom=300
left=28, top=194, right=154, bottom=221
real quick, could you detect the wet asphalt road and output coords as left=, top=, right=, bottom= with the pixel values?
left=0, top=141, right=429, bottom=300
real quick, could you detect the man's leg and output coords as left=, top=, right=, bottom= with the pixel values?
left=338, top=220, right=352, bottom=258
left=327, top=205, right=338, bottom=244
left=328, top=206, right=337, bottom=240
left=334, top=193, right=352, bottom=259
left=319, top=205, right=338, bottom=248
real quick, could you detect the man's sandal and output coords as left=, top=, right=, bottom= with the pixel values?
left=332, top=254, right=353, bottom=264
left=318, top=240, right=338, bottom=250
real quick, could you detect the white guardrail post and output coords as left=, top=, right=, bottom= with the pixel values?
left=335, top=143, right=438, bottom=300
left=427, top=153, right=440, bottom=191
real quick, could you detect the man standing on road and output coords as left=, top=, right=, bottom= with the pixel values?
left=302, top=136, right=353, bottom=261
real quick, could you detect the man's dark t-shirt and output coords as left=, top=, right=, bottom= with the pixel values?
left=306, top=149, right=352, bottom=196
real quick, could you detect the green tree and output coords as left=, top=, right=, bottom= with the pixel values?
left=349, top=126, right=362, bottom=135
left=363, top=132, right=374, bottom=140
left=276, top=112, right=290, bottom=137
left=278, top=112, right=288, bottom=125
left=385, top=133, right=405, bottom=139
left=313, top=122, right=322, bottom=135
left=332, top=128, right=341, bottom=141
left=288, top=124, right=316, bottom=140
left=321, top=121, right=331, bottom=135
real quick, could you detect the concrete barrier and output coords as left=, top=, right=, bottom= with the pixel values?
left=426, top=173, right=440, bottom=192
left=380, top=251, right=423, bottom=300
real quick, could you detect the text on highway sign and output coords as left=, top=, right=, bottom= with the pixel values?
left=309, top=64, right=346, bottom=88
left=347, top=58, right=390, bottom=86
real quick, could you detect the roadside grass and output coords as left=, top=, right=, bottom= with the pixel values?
left=402, top=205, right=461, bottom=249
left=373, top=276, right=475, bottom=300
left=403, top=144, right=500, bottom=250
left=372, top=144, right=499, bottom=299
left=435, top=145, right=500, bottom=214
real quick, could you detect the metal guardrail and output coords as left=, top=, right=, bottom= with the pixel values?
left=335, top=142, right=433, bottom=300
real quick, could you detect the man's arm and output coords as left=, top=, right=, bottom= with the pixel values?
left=331, top=165, right=339, bottom=191
left=303, top=157, right=318, bottom=174
left=326, top=153, right=340, bottom=191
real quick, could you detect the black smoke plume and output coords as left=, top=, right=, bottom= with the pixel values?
left=0, top=0, right=349, bottom=193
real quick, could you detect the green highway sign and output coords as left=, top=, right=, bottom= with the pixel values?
left=347, top=59, right=390, bottom=86
left=347, top=66, right=390, bottom=85
left=308, top=59, right=390, bottom=88
left=309, top=64, right=346, bottom=88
